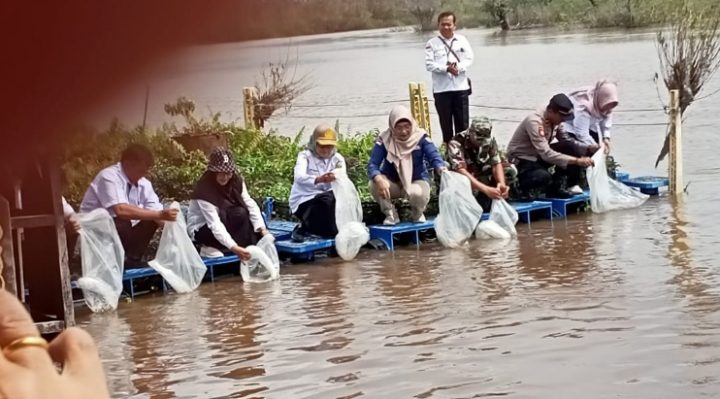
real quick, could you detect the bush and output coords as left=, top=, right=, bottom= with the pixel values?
left=337, top=130, right=378, bottom=201
left=61, top=100, right=379, bottom=207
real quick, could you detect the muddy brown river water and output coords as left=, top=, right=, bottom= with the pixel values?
left=79, top=27, right=720, bottom=398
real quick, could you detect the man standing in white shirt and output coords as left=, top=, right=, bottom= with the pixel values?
left=425, top=11, right=474, bottom=144
left=80, top=144, right=178, bottom=267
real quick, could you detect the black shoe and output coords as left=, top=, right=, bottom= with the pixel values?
left=291, top=225, right=307, bottom=243
left=548, top=189, right=574, bottom=199
left=510, top=186, right=536, bottom=202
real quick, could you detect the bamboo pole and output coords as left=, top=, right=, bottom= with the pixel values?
left=408, top=82, right=420, bottom=126
left=243, top=87, right=256, bottom=130
left=409, top=82, right=432, bottom=136
left=419, top=83, right=432, bottom=137
left=669, top=89, right=683, bottom=195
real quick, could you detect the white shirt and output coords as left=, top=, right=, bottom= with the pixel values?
left=425, top=33, right=474, bottom=93
left=186, top=181, right=266, bottom=250
left=289, top=150, right=345, bottom=213
left=80, top=163, right=163, bottom=225
left=562, top=98, right=613, bottom=146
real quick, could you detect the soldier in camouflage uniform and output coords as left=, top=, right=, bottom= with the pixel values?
left=447, top=116, right=517, bottom=211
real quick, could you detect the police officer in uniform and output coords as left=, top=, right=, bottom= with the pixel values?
left=506, top=94, right=594, bottom=200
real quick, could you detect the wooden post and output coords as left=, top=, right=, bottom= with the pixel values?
left=0, top=197, right=17, bottom=294
left=0, top=158, right=74, bottom=335
left=669, top=89, right=684, bottom=195
left=243, top=87, right=256, bottom=130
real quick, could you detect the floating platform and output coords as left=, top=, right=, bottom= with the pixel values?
left=267, top=220, right=297, bottom=240
left=622, top=176, right=669, bottom=195
left=275, top=237, right=335, bottom=261
left=548, top=192, right=590, bottom=218
left=615, top=172, right=630, bottom=182
left=121, top=255, right=242, bottom=298
left=203, top=255, right=241, bottom=281
left=122, top=267, right=166, bottom=298
left=369, top=219, right=435, bottom=251
left=509, top=200, right=553, bottom=224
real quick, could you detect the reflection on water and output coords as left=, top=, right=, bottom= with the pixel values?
left=78, top=28, right=720, bottom=398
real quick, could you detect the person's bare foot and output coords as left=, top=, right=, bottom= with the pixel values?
left=0, top=290, right=110, bottom=398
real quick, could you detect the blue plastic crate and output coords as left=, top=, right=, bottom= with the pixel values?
left=615, top=171, right=630, bottom=182
left=200, top=254, right=240, bottom=282
left=510, top=200, right=553, bottom=223
left=122, top=267, right=165, bottom=298
left=275, top=237, right=335, bottom=261
left=369, top=219, right=435, bottom=251
left=548, top=192, right=590, bottom=218
left=623, top=176, right=669, bottom=195
left=267, top=220, right=298, bottom=233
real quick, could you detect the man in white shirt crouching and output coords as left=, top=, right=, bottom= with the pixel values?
left=80, top=144, right=177, bottom=268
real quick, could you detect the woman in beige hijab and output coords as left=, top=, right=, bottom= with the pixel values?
left=367, top=106, right=446, bottom=225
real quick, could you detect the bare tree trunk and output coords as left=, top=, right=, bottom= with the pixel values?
left=654, top=2, right=720, bottom=166
left=485, top=0, right=510, bottom=31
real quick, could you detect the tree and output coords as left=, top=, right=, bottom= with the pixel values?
left=407, top=0, right=441, bottom=31
left=654, top=2, right=720, bottom=166
left=484, top=0, right=510, bottom=30
left=252, top=51, right=313, bottom=129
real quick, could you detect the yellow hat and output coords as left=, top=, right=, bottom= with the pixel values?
left=313, top=124, right=337, bottom=146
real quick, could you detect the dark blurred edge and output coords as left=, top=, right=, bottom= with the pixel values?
left=0, top=1, right=242, bottom=172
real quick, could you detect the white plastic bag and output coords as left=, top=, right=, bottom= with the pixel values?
left=335, top=221, right=370, bottom=261
left=332, top=172, right=364, bottom=227
left=148, top=202, right=207, bottom=293
left=435, top=171, right=484, bottom=248
left=241, top=235, right=280, bottom=283
left=332, top=172, right=369, bottom=261
left=475, top=221, right=511, bottom=240
left=77, top=209, right=124, bottom=312
left=489, top=199, right=518, bottom=237
left=587, top=147, right=648, bottom=213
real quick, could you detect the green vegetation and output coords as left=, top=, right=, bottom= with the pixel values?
left=61, top=100, right=377, bottom=208
left=199, top=0, right=717, bottom=42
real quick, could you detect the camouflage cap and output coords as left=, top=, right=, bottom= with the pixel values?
left=468, top=116, right=493, bottom=139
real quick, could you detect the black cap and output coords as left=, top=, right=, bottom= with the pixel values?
left=548, top=93, right=575, bottom=121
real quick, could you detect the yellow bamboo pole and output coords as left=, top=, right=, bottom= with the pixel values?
left=243, top=87, right=256, bottom=130
left=419, top=83, right=432, bottom=137
left=408, top=82, right=420, bottom=127
left=669, top=89, right=683, bottom=195
left=409, top=82, right=432, bottom=136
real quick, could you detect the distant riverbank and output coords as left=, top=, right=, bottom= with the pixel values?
left=202, top=0, right=710, bottom=43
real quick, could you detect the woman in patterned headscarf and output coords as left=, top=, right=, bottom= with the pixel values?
left=187, top=147, right=269, bottom=260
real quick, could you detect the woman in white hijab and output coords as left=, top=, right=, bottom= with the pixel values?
left=367, top=106, right=446, bottom=225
